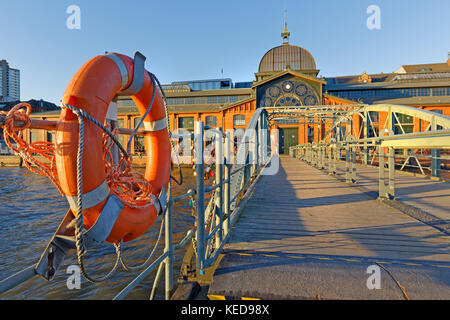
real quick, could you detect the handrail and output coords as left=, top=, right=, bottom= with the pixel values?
left=0, top=114, right=160, bottom=137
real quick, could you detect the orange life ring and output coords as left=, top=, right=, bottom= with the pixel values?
left=55, top=52, right=171, bottom=243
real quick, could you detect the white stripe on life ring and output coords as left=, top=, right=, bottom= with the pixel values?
left=144, top=118, right=167, bottom=132
left=104, top=53, right=129, bottom=90
left=66, top=180, right=110, bottom=212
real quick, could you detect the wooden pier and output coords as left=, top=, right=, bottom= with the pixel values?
left=206, top=155, right=450, bottom=300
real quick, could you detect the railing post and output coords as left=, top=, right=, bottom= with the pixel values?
left=310, top=146, right=312, bottom=164
left=250, top=127, right=258, bottom=176
left=328, top=145, right=333, bottom=174
left=164, top=199, right=173, bottom=300
left=106, top=99, right=119, bottom=168
left=258, top=112, right=263, bottom=165
left=319, top=145, right=324, bottom=169
left=345, top=142, right=351, bottom=183
left=194, top=121, right=205, bottom=272
left=317, top=145, right=322, bottom=169
left=215, top=128, right=223, bottom=245
left=333, top=144, right=338, bottom=174
left=223, top=132, right=231, bottom=237
left=363, top=109, right=369, bottom=165
left=379, top=128, right=395, bottom=200
left=378, top=145, right=387, bottom=199
left=388, top=147, right=395, bottom=199
left=313, top=145, right=317, bottom=167
left=431, top=149, right=441, bottom=178
left=430, top=116, right=441, bottom=177
left=351, top=144, right=357, bottom=183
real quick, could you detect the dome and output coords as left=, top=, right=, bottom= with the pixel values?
left=258, top=43, right=316, bottom=73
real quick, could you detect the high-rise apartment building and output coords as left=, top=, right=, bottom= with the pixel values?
left=0, top=59, right=20, bottom=102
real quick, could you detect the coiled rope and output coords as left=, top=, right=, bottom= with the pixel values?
left=0, top=103, right=63, bottom=194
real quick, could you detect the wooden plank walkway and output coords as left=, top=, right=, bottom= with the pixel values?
left=208, top=155, right=450, bottom=300
left=333, top=161, right=450, bottom=223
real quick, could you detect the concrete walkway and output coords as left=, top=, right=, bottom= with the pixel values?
left=208, top=155, right=450, bottom=300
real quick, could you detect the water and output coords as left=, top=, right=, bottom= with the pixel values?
left=0, top=166, right=201, bottom=300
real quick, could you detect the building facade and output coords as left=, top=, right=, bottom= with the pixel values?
left=28, top=25, right=450, bottom=155
left=0, top=60, right=20, bottom=102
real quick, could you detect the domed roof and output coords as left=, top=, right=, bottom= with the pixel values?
left=258, top=43, right=316, bottom=73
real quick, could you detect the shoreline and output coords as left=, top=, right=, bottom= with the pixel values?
left=0, top=155, right=193, bottom=168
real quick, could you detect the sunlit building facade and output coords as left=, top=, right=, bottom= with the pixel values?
left=29, top=26, right=450, bottom=154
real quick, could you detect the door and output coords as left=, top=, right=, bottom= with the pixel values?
left=278, top=127, right=299, bottom=154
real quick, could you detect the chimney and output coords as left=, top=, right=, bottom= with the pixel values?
left=448, top=52, right=450, bottom=66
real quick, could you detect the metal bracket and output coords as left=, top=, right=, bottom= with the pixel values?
left=83, top=194, right=123, bottom=245
left=35, top=210, right=77, bottom=281
left=154, top=187, right=168, bottom=216
left=35, top=194, right=123, bottom=280
left=120, top=51, right=146, bottom=96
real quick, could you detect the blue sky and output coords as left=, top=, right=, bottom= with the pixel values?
left=1, top=0, right=449, bottom=104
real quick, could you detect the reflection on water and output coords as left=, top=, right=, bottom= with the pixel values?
left=0, top=167, right=200, bottom=300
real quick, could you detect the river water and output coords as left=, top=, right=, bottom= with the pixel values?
left=0, top=166, right=201, bottom=300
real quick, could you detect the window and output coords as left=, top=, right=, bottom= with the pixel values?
left=185, top=97, right=195, bottom=105
left=47, top=131, right=54, bottom=143
left=117, top=118, right=125, bottom=148
left=368, top=125, right=379, bottom=138
left=178, top=117, right=195, bottom=131
left=196, top=97, right=207, bottom=104
left=396, top=113, right=413, bottom=124
left=417, top=88, right=430, bottom=96
left=134, top=117, right=142, bottom=129
left=164, top=95, right=249, bottom=106
left=307, top=126, right=314, bottom=143
left=218, top=96, right=227, bottom=104
left=233, top=115, right=245, bottom=126
left=394, top=113, right=414, bottom=134
left=430, top=109, right=443, bottom=130
left=207, top=96, right=218, bottom=104
left=433, top=88, right=447, bottom=96
left=30, top=131, right=39, bottom=143
left=132, top=117, right=145, bottom=154
left=368, top=111, right=379, bottom=123
left=229, top=95, right=239, bottom=103
left=134, top=136, right=145, bottom=155
left=220, top=80, right=231, bottom=88
left=205, top=116, right=217, bottom=127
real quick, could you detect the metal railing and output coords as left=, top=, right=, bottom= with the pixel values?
left=290, top=129, right=450, bottom=200
left=0, top=108, right=273, bottom=300
left=192, top=108, right=272, bottom=272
